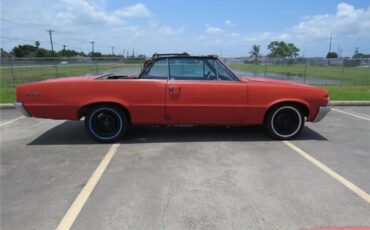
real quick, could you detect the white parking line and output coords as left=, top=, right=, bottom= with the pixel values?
left=332, top=108, right=370, bottom=121
left=283, top=141, right=370, bottom=204
left=0, top=116, right=25, bottom=127
left=56, top=143, right=120, bottom=230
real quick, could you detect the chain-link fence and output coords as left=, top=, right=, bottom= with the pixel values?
left=1, top=56, right=369, bottom=102
left=0, top=57, right=145, bottom=88
left=225, top=57, right=370, bottom=86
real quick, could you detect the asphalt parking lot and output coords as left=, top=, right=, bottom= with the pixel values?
left=1, top=106, right=369, bottom=230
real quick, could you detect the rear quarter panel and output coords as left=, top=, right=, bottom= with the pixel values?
left=17, top=79, right=167, bottom=123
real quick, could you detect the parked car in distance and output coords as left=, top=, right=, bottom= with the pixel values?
left=15, top=53, right=330, bottom=142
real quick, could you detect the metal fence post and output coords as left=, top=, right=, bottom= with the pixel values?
left=55, top=59, right=58, bottom=78
left=9, top=57, right=16, bottom=87
left=264, top=57, right=267, bottom=78
left=96, top=59, right=99, bottom=74
left=340, top=62, right=344, bottom=86
left=303, top=58, right=307, bottom=84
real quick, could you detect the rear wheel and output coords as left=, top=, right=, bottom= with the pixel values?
left=265, top=105, right=305, bottom=140
left=85, top=105, right=128, bottom=143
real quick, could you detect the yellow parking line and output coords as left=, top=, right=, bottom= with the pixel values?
left=56, top=143, right=120, bottom=230
left=332, top=108, right=370, bottom=121
left=0, top=116, right=25, bottom=127
left=283, top=141, right=370, bottom=204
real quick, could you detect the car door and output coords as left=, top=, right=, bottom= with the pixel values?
left=129, top=58, right=168, bottom=124
left=165, top=58, right=247, bottom=124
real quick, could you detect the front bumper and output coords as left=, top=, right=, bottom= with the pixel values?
left=14, top=102, right=31, bottom=117
left=313, top=106, right=330, bottom=122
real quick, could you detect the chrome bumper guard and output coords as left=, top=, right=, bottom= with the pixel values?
left=313, top=106, right=330, bottom=122
left=14, top=102, right=31, bottom=117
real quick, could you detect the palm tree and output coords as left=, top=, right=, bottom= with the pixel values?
left=249, top=45, right=260, bottom=65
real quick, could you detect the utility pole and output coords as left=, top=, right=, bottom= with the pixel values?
left=328, top=32, right=332, bottom=54
left=122, top=49, right=126, bottom=57
left=47, top=29, right=55, bottom=53
left=90, top=41, right=95, bottom=56
left=111, top=46, right=114, bottom=56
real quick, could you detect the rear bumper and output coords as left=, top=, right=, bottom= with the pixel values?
left=313, top=106, right=330, bottom=122
left=14, top=102, right=31, bottom=117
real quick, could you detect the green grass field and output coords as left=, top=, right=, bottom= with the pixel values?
left=1, top=63, right=369, bottom=103
left=230, top=63, right=370, bottom=85
left=324, top=86, right=370, bottom=101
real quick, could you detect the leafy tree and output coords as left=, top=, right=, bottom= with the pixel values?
left=0, top=48, right=10, bottom=58
left=35, top=48, right=53, bottom=57
left=58, top=49, right=84, bottom=57
left=12, top=44, right=38, bottom=57
left=35, top=41, right=40, bottom=48
left=326, top=52, right=338, bottom=58
left=286, top=43, right=300, bottom=58
left=89, top=52, right=102, bottom=57
left=249, top=45, right=260, bottom=65
left=267, top=41, right=299, bottom=59
left=12, top=44, right=54, bottom=57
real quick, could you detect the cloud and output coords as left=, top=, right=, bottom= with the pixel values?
left=292, top=2, right=370, bottom=40
left=1, top=1, right=369, bottom=57
left=224, top=20, right=235, bottom=27
left=0, top=0, right=186, bottom=55
left=114, top=3, right=151, bottom=18
left=159, top=26, right=185, bottom=35
left=57, top=1, right=152, bottom=25
left=58, top=0, right=126, bottom=25
left=205, top=25, right=224, bottom=34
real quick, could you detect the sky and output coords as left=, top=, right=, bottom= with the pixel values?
left=1, top=0, right=370, bottom=57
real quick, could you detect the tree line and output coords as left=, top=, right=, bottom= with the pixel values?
left=249, top=41, right=369, bottom=64
left=0, top=41, right=141, bottom=58
left=248, top=41, right=300, bottom=65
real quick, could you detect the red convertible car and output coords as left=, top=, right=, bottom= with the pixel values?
left=15, top=53, right=330, bottom=142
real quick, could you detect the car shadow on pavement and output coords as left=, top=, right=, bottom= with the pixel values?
left=28, top=121, right=327, bottom=145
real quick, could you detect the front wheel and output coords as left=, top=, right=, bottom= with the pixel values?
left=85, top=105, right=128, bottom=143
left=265, top=105, right=305, bottom=140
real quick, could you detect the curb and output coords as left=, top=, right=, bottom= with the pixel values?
left=1, top=101, right=370, bottom=109
left=329, top=101, right=370, bottom=106
left=0, top=104, right=14, bottom=109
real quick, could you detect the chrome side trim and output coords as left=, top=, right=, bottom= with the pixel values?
left=14, top=102, right=31, bottom=117
left=313, top=106, right=330, bottom=122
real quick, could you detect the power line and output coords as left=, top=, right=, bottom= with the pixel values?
left=0, top=36, right=48, bottom=43
left=1, top=18, right=125, bottom=54
left=0, top=18, right=49, bottom=28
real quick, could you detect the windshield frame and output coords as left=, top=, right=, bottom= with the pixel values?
left=139, top=56, right=240, bottom=81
